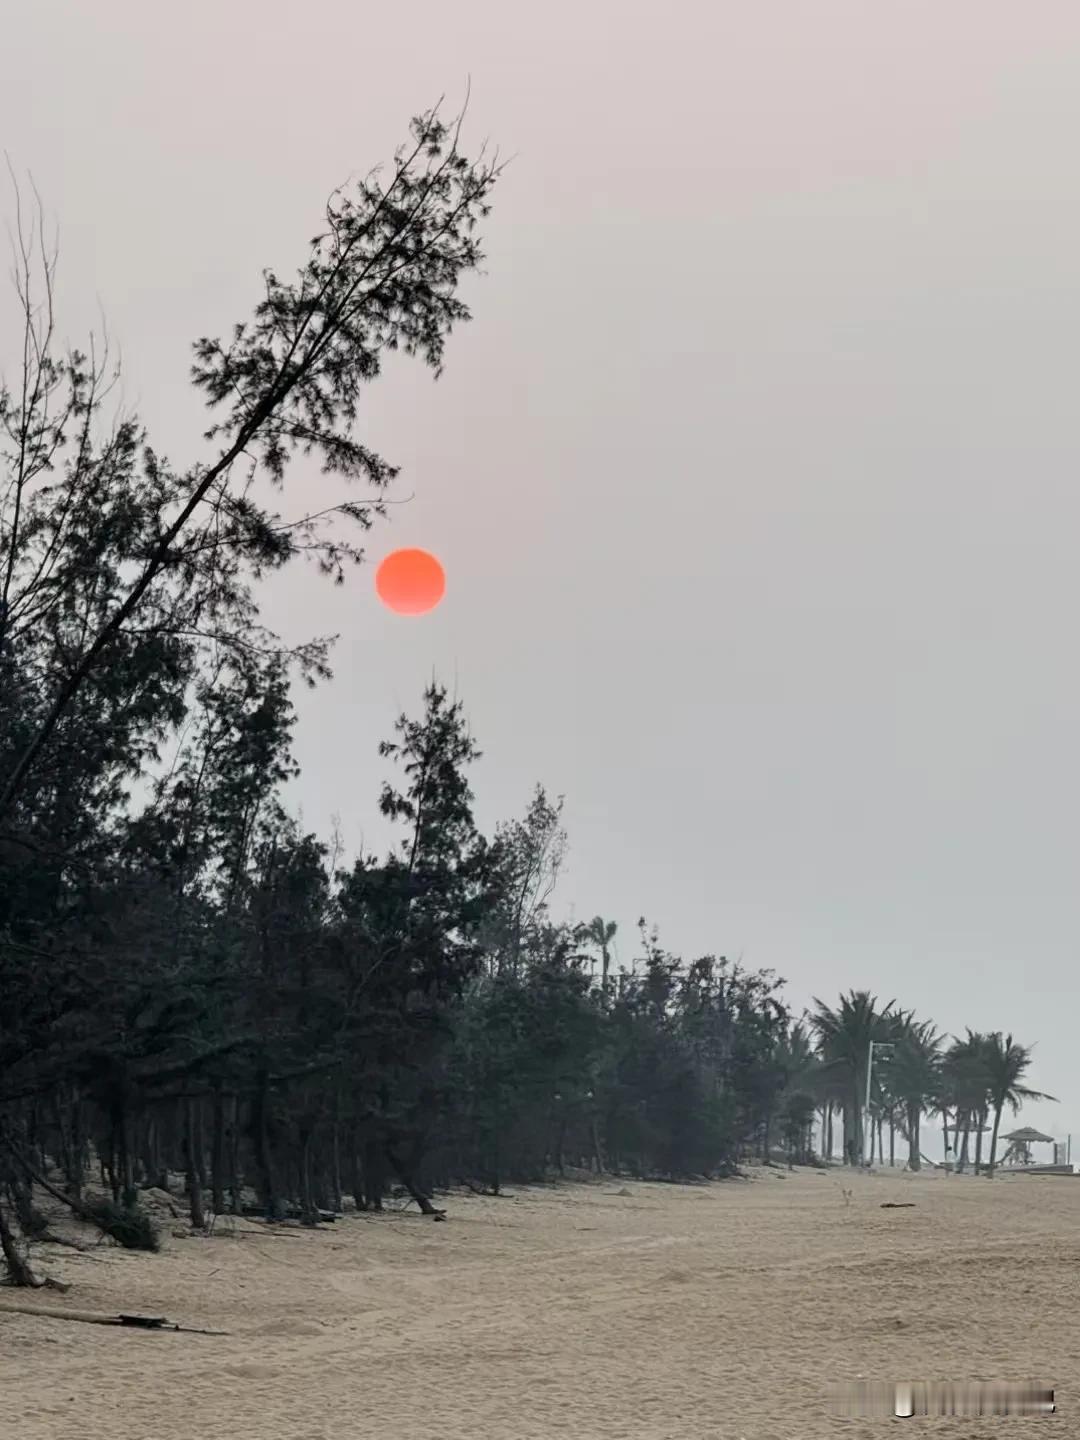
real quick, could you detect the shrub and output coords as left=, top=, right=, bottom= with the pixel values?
left=80, top=1199, right=160, bottom=1252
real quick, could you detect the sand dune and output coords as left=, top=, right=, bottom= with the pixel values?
left=2, top=1167, right=1077, bottom=1438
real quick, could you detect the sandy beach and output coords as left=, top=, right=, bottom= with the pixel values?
left=2, top=1166, right=1076, bottom=1439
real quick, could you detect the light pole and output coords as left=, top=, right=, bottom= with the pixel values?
left=862, top=1041, right=894, bottom=1169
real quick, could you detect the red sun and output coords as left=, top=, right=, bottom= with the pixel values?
left=375, top=548, right=446, bottom=615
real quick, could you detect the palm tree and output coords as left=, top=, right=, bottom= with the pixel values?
left=886, top=1015, right=942, bottom=1171
left=941, top=1032, right=992, bottom=1173
left=970, top=1033, right=1002, bottom=1173
left=585, top=917, right=617, bottom=1007
left=810, top=991, right=895, bottom=1166
left=819, top=1071, right=848, bottom=1163
left=781, top=1094, right=819, bottom=1168
left=776, top=1020, right=822, bottom=1165
left=984, top=1034, right=1056, bottom=1177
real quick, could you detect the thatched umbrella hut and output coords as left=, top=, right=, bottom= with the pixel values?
left=1001, top=1126, right=1055, bottom=1167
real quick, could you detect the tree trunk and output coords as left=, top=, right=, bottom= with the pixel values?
left=349, top=1143, right=367, bottom=1211
left=50, top=1093, right=77, bottom=1197
left=141, top=1116, right=158, bottom=1190
left=183, top=1100, right=206, bottom=1230
left=228, top=1095, right=242, bottom=1213
left=843, top=1099, right=859, bottom=1166
left=330, top=1105, right=344, bottom=1214
left=490, top=1090, right=502, bottom=1195
left=251, top=1070, right=280, bottom=1220
left=0, top=1192, right=39, bottom=1287
left=853, top=1076, right=867, bottom=1165
left=150, top=1109, right=170, bottom=1191
left=114, top=1103, right=136, bottom=1208
left=210, top=1084, right=227, bottom=1215
left=103, top=1145, right=119, bottom=1204
left=590, top=1117, right=605, bottom=1175
left=383, top=1143, right=441, bottom=1215
left=986, top=1099, right=1005, bottom=1177
left=7, top=1169, right=45, bottom=1238
left=70, top=1087, right=85, bottom=1199
left=193, top=1101, right=206, bottom=1188
left=299, top=1125, right=318, bottom=1225
left=363, top=1137, right=384, bottom=1211
left=957, top=1114, right=971, bottom=1173
left=906, top=1102, right=921, bottom=1171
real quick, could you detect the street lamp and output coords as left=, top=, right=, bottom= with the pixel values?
left=862, top=1041, right=895, bottom=1169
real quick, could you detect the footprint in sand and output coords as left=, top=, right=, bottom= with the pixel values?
left=250, top=1319, right=326, bottom=1339
left=221, top=1363, right=282, bottom=1381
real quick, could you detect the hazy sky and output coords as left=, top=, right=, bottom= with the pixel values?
left=4, top=1, right=1078, bottom=1146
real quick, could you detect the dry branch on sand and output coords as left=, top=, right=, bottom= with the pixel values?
left=0, top=1303, right=228, bottom=1335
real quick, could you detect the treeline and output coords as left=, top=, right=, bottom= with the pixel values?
left=0, top=669, right=805, bottom=1257
left=0, top=664, right=1052, bottom=1290
left=0, top=104, right=1051, bottom=1288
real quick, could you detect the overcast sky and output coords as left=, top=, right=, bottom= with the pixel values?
left=4, top=0, right=1078, bottom=1148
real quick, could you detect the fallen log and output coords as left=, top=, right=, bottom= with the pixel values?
left=0, top=1303, right=229, bottom=1335
left=238, top=1204, right=337, bottom=1223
